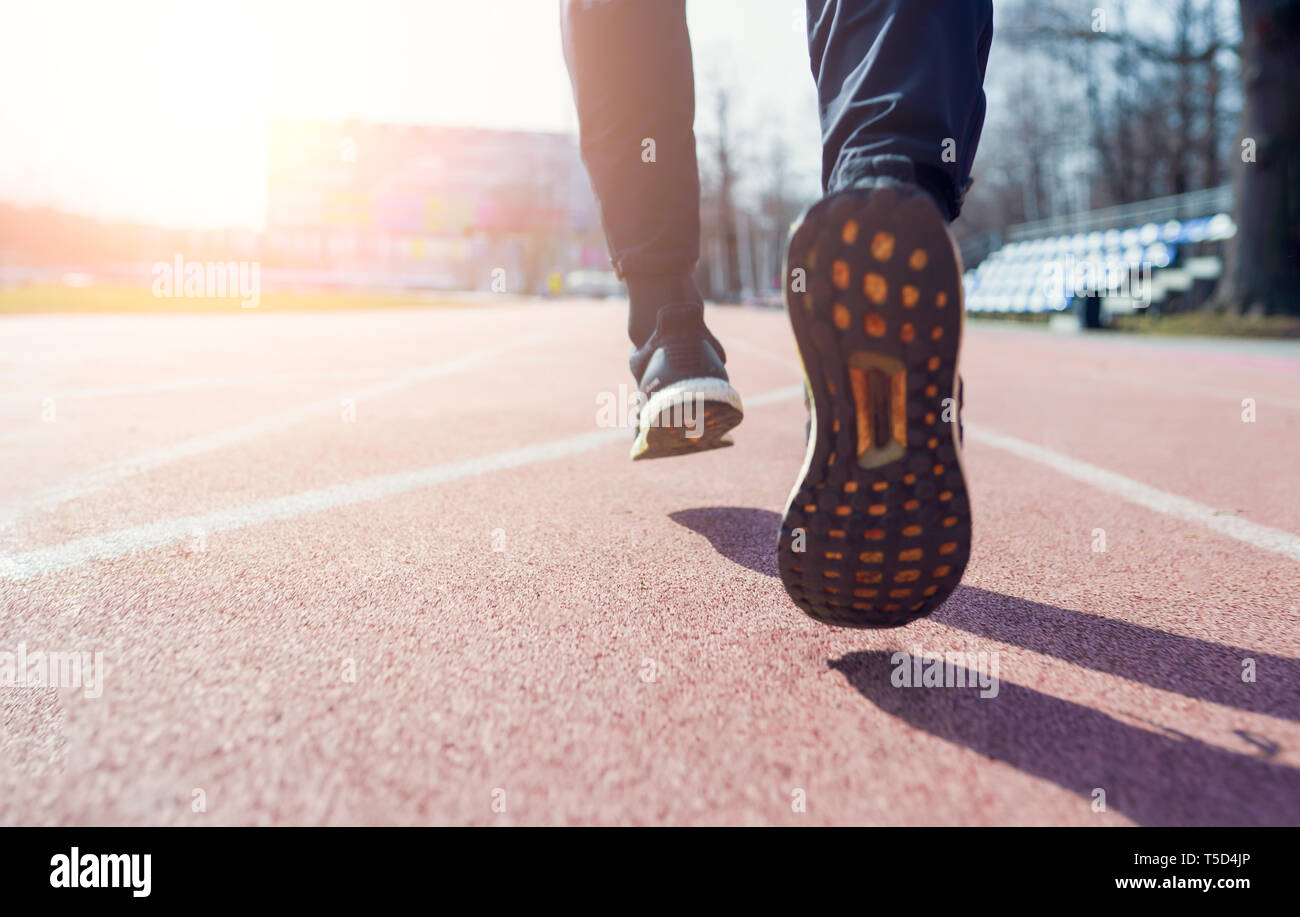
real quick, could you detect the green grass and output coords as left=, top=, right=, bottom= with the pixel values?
left=7, top=284, right=1298, bottom=340
left=965, top=312, right=1052, bottom=325
left=1111, top=310, right=1300, bottom=339
left=0, top=284, right=489, bottom=315
left=969, top=307, right=1300, bottom=339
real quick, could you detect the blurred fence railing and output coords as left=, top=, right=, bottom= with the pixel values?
left=1004, top=185, right=1233, bottom=242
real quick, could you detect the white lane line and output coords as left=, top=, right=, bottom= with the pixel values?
left=728, top=342, right=1300, bottom=562
left=967, top=424, right=1300, bottom=563
left=0, top=383, right=801, bottom=581
left=0, top=367, right=405, bottom=402
left=4, top=380, right=1299, bottom=581
left=0, top=344, right=523, bottom=529
left=0, top=428, right=626, bottom=581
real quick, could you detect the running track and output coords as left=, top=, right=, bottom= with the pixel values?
left=1, top=300, right=1298, bottom=825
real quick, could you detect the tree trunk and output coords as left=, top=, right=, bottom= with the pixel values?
left=1203, top=0, right=1222, bottom=187
left=1172, top=0, right=1195, bottom=196
left=711, top=86, right=743, bottom=303
left=1212, top=0, right=1300, bottom=315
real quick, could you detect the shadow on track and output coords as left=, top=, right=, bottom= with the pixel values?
left=671, top=504, right=1300, bottom=823
left=830, top=649, right=1300, bottom=825
left=668, top=506, right=780, bottom=577
left=669, top=505, right=1300, bottom=722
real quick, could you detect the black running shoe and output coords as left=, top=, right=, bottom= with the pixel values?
left=777, top=184, right=972, bottom=628
left=629, top=303, right=744, bottom=460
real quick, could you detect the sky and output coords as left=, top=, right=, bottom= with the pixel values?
left=0, top=0, right=823, bottom=229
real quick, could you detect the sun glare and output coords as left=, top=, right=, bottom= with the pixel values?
left=3, top=1, right=574, bottom=229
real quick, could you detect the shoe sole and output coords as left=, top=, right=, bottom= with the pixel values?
left=777, top=185, right=972, bottom=628
left=631, top=377, right=744, bottom=461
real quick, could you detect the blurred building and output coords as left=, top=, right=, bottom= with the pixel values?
left=0, top=120, right=613, bottom=296
left=265, top=119, right=607, bottom=293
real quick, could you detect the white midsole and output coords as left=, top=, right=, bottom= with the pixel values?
left=637, top=377, right=743, bottom=441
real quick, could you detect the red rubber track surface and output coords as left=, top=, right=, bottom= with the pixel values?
left=1, top=302, right=1297, bottom=825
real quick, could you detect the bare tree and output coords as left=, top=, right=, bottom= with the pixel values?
left=703, top=80, right=744, bottom=303
left=1000, top=0, right=1239, bottom=205
left=1212, top=0, right=1300, bottom=315
left=985, top=0, right=1300, bottom=316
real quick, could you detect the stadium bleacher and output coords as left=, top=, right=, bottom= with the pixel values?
left=963, top=186, right=1236, bottom=320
